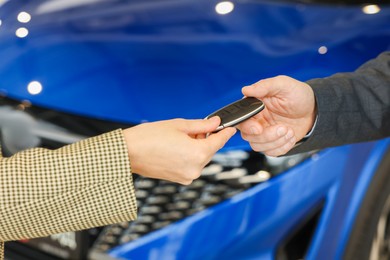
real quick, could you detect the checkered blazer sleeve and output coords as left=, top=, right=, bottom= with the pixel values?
left=0, top=129, right=137, bottom=245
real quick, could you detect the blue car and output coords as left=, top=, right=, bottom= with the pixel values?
left=1, top=0, right=390, bottom=259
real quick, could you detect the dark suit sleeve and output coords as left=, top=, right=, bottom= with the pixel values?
left=291, top=51, right=390, bottom=154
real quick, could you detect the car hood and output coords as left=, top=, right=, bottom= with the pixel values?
left=0, top=0, right=389, bottom=149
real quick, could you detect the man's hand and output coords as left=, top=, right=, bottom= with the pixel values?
left=237, top=75, right=317, bottom=157
left=123, top=117, right=236, bottom=185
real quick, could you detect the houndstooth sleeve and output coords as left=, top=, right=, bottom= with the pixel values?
left=0, top=129, right=137, bottom=242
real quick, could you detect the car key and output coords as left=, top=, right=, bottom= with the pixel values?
left=205, top=97, right=264, bottom=132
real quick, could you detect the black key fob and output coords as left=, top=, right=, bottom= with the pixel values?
left=205, top=97, right=265, bottom=132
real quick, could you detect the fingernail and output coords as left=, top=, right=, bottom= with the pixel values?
left=250, top=126, right=258, bottom=135
left=277, top=127, right=287, bottom=137
left=208, top=116, right=220, bottom=122
left=242, top=86, right=250, bottom=93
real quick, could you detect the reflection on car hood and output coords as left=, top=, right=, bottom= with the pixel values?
left=0, top=0, right=389, bottom=149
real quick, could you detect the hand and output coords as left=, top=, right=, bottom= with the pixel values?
left=237, top=75, right=316, bottom=157
left=123, top=117, right=236, bottom=185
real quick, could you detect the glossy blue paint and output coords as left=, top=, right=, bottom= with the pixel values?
left=0, top=1, right=389, bottom=150
left=0, top=1, right=389, bottom=127
left=306, top=140, right=388, bottom=259
left=335, top=140, right=390, bottom=259
left=1, top=1, right=390, bottom=259
left=109, top=140, right=390, bottom=259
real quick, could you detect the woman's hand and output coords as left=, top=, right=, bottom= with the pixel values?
left=123, top=117, right=236, bottom=185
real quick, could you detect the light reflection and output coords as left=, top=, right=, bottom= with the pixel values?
left=0, top=0, right=9, bottom=8
left=37, top=0, right=103, bottom=14
left=215, top=1, right=234, bottom=15
left=362, top=4, right=381, bottom=14
left=0, top=19, right=2, bottom=26
left=16, top=27, right=29, bottom=38
left=17, top=11, right=31, bottom=23
left=27, top=81, right=43, bottom=95
left=318, top=46, right=328, bottom=55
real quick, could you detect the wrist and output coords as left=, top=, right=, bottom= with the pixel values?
left=304, top=113, right=318, bottom=139
left=122, top=128, right=141, bottom=174
left=296, top=91, right=318, bottom=145
left=303, top=85, right=318, bottom=139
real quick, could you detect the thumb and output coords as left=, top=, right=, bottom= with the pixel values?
left=204, top=127, right=237, bottom=153
left=242, top=77, right=283, bottom=99
left=181, top=116, right=221, bottom=135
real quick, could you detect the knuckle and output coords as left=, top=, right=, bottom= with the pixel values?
left=265, top=130, right=278, bottom=141
left=276, top=75, right=289, bottom=81
left=184, top=170, right=200, bottom=184
left=181, top=179, right=193, bottom=186
left=250, top=143, right=262, bottom=152
left=191, top=171, right=201, bottom=181
left=241, top=132, right=249, bottom=141
left=266, top=150, right=280, bottom=157
left=275, top=144, right=291, bottom=156
left=173, top=118, right=186, bottom=125
left=195, top=150, right=209, bottom=163
left=283, top=142, right=294, bottom=153
left=184, top=150, right=199, bottom=162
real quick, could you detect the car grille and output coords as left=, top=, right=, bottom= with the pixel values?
left=0, top=95, right=309, bottom=259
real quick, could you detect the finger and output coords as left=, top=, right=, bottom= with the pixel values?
left=180, top=116, right=221, bottom=135
left=261, top=138, right=297, bottom=157
left=204, top=127, right=237, bottom=153
left=242, top=76, right=287, bottom=99
left=241, top=125, right=294, bottom=144
left=248, top=133, right=296, bottom=153
left=237, top=117, right=264, bottom=135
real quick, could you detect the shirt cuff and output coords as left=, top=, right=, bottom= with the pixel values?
left=294, top=114, right=318, bottom=147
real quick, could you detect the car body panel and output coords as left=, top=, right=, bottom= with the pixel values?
left=0, top=1, right=389, bottom=259
left=1, top=2, right=388, bottom=118
left=0, top=1, right=389, bottom=149
left=108, top=140, right=390, bottom=259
